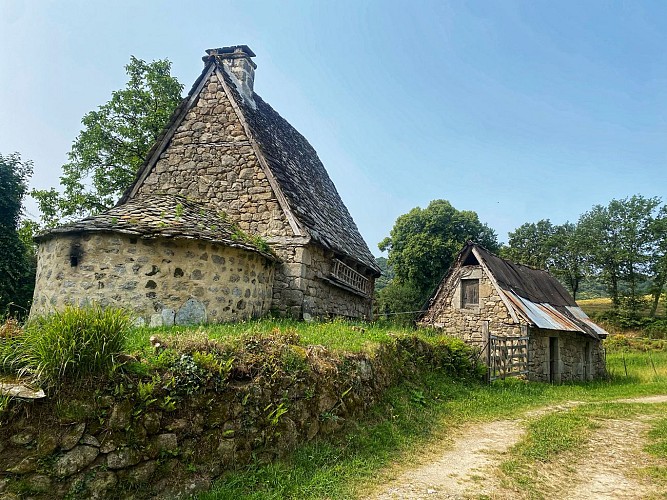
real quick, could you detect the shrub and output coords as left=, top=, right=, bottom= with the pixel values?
left=16, top=305, right=131, bottom=387
left=645, top=320, right=667, bottom=339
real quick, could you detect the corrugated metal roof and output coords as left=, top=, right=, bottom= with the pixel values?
left=502, top=291, right=606, bottom=339
left=474, top=246, right=575, bottom=306
left=566, top=306, right=611, bottom=338
left=504, top=292, right=580, bottom=331
left=470, top=243, right=609, bottom=339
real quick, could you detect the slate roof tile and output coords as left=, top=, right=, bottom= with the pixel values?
left=36, top=194, right=276, bottom=261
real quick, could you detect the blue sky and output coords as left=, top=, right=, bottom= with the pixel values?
left=1, top=0, right=665, bottom=254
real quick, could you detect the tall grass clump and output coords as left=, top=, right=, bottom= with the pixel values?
left=0, top=317, right=24, bottom=374
left=16, top=305, right=131, bottom=387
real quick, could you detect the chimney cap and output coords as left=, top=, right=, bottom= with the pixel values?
left=205, top=45, right=256, bottom=58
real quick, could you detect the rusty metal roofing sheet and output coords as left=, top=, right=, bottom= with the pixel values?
left=504, top=291, right=580, bottom=331
left=502, top=290, right=601, bottom=339
left=474, top=245, right=575, bottom=307
left=566, top=306, right=611, bottom=337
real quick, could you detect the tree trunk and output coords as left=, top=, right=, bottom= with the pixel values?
left=650, top=291, right=660, bottom=318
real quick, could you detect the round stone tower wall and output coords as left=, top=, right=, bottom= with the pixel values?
left=31, top=232, right=275, bottom=325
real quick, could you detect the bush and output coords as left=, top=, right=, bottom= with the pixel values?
left=645, top=320, right=667, bottom=339
left=14, top=305, right=131, bottom=387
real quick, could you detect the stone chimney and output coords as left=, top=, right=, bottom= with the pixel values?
left=205, top=45, right=257, bottom=99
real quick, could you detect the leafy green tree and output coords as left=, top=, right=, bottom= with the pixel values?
left=503, top=220, right=588, bottom=299
left=374, top=256, right=394, bottom=293
left=0, top=153, right=36, bottom=316
left=379, top=199, right=499, bottom=307
left=32, top=56, right=183, bottom=225
left=648, top=205, right=667, bottom=317
left=376, top=281, right=424, bottom=326
left=578, top=195, right=661, bottom=312
left=549, top=222, right=588, bottom=301
left=502, top=219, right=555, bottom=270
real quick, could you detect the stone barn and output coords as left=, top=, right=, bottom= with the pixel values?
left=419, top=242, right=608, bottom=382
left=31, top=45, right=380, bottom=323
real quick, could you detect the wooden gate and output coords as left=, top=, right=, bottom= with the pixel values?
left=488, top=335, right=529, bottom=381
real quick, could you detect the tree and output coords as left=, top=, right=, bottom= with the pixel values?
left=32, top=56, right=183, bottom=225
left=376, top=281, right=424, bottom=325
left=502, top=220, right=555, bottom=270
left=549, top=222, right=588, bottom=301
left=503, top=220, right=588, bottom=300
left=578, top=195, right=661, bottom=312
left=379, top=199, right=499, bottom=308
left=374, top=256, right=394, bottom=293
left=648, top=205, right=667, bottom=317
left=0, top=153, right=36, bottom=316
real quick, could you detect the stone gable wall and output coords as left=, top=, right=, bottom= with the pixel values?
left=136, top=72, right=292, bottom=238
left=131, top=70, right=374, bottom=320
left=31, top=233, right=274, bottom=325
left=420, top=265, right=520, bottom=347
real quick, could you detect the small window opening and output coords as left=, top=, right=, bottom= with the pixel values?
left=70, top=254, right=79, bottom=267
left=461, top=279, right=479, bottom=307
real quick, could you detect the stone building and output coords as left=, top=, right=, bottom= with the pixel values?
left=32, top=45, right=380, bottom=323
left=32, top=195, right=276, bottom=325
left=419, top=242, right=608, bottom=382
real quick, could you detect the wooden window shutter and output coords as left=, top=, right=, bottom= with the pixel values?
left=462, top=279, right=479, bottom=307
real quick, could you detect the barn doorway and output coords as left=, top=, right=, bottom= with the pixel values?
left=549, top=337, right=559, bottom=383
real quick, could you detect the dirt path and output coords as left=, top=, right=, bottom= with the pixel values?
left=368, top=396, right=667, bottom=500
left=566, top=417, right=657, bottom=499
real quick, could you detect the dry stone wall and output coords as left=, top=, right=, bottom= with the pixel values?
left=421, top=265, right=520, bottom=347
left=31, top=233, right=275, bottom=325
left=137, top=72, right=292, bottom=239
left=0, top=335, right=477, bottom=499
left=528, top=328, right=606, bottom=382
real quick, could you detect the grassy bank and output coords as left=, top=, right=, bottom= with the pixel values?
left=4, top=310, right=667, bottom=499
left=128, top=318, right=449, bottom=355
left=200, top=341, right=667, bottom=499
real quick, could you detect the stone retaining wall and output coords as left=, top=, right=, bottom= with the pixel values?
left=31, top=233, right=275, bottom=325
left=0, top=335, right=476, bottom=499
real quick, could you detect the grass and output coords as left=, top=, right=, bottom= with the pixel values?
left=499, top=401, right=667, bottom=498
left=641, top=414, right=667, bottom=486
left=492, top=343, right=667, bottom=498
left=0, top=306, right=131, bottom=388
left=578, top=295, right=666, bottom=318
left=3, top=309, right=667, bottom=498
left=128, top=318, right=451, bottom=355
left=199, top=339, right=667, bottom=500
